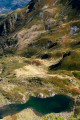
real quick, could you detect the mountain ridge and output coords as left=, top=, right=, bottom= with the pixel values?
left=0, top=0, right=31, bottom=14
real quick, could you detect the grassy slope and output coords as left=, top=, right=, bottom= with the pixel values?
left=0, top=0, right=80, bottom=119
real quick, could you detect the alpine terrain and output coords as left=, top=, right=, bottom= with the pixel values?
left=0, top=0, right=80, bottom=119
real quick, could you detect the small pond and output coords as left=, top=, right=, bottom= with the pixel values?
left=0, top=94, right=74, bottom=119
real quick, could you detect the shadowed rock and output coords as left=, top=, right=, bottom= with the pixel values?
left=41, top=54, right=51, bottom=59
left=49, top=59, right=62, bottom=70
left=48, top=42, right=57, bottom=49
left=49, top=51, right=71, bottom=70
left=63, top=51, right=71, bottom=58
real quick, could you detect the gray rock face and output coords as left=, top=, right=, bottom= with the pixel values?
left=70, top=26, right=79, bottom=34
left=42, top=5, right=49, bottom=10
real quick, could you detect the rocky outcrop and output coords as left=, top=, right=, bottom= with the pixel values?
left=12, top=24, right=44, bottom=50
left=75, top=95, right=80, bottom=106
left=63, top=51, right=71, bottom=58
left=48, top=42, right=57, bottom=49
left=0, top=0, right=38, bottom=36
left=28, top=0, right=39, bottom=13
left=37, top=93, right=44, bottom=98
left=0, top=12, right=18, bottom=35
left=49, top=59, right=62, bottom=70
left=70, top=26, right=79, bottom=34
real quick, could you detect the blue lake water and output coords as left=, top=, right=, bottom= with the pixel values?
left=0, top=94, right=74, bottom=119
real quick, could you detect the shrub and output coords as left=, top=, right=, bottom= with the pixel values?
left=32, top=60, right=41, bottom=66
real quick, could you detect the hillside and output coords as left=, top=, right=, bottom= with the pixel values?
left=0, top=0, right=30, bottom=14
left=0, top=0, right=80, bottom=119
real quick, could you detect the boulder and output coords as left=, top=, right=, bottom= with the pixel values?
left=70, top=26, right=79, bottom=34
left=37, top=93, right=43, bottom=98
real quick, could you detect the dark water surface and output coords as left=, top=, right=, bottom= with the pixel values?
left=0, top=94, right=74, bottom=119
